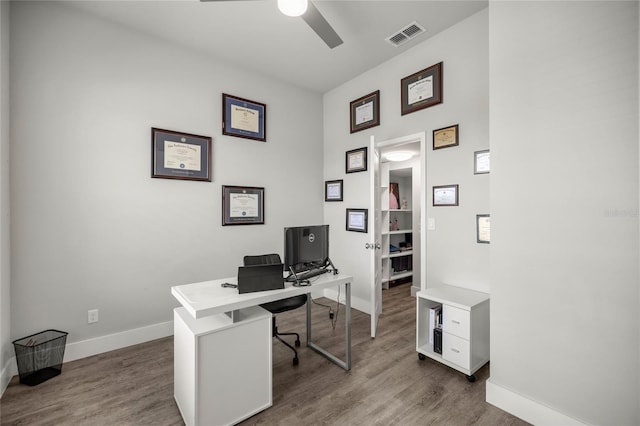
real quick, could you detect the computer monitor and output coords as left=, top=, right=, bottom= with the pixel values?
left=283, top=224, right=330, bottom=275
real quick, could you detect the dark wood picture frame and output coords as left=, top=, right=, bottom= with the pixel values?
left=401, top=62, right=443, bottom=115
left=151, top=127, right=212, bottom=182
left=222, top=185, right=265, bottom=226
left=325, top=179, right=344, bottom=202
left=433, top=124, right=459, bottom=150
left=432, top=184, right=459, bottom=207
left=222, top=93, right=267, bottom=142
left=346, top=147, right=368, bottom=174
left=346, top=208, right=368, bottom=233
left=350, top=90, right=380, bottom=133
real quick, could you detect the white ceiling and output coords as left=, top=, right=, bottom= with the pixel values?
left=65, top=0, right=488, bottom=93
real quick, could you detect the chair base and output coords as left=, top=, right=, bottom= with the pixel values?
left=272, top=320, right=301, bottom=366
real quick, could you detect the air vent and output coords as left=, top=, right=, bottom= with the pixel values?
left=385, top=21, right=426, bottom=47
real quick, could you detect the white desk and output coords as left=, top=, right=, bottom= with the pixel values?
left=172, top=272, right=352, bottom=426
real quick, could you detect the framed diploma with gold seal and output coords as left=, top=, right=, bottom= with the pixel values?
left=222, top=93, right=266, bottom=142
left=222, top=185, right=265, bottom=226
left=401, top=62, right=443, bottom=115
left=433, top=124, right=459, bottom=150
left=151, top=128, right=212, bottom=182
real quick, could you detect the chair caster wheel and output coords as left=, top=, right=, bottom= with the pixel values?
left=466, top=374, right=476, bottom=383
left=293, top=357, right=299, bottom=366
left=295, top=339, right=301, bottom=347
left=418, top=353, right=426, bottom=360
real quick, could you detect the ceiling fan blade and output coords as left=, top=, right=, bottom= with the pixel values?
left=302, top=1, right=343, bottom=49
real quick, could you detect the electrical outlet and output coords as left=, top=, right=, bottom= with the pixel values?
left=88, top=309, right=99, bottom=324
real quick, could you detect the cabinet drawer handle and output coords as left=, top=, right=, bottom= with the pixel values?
left=451, top=320, right=460, bottom=325
left=451, top=348, right=460, bottom=353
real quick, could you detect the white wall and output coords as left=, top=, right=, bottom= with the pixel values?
left=323, top=9, right=490, bottom=311
left=0, top=0, right=11, bottom=393
left=487, top=2, right=639, bottom=425
left=9, top=1, right=323, bottom=351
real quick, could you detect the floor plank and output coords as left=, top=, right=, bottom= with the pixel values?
left=1, top=284, right=529, bottom=425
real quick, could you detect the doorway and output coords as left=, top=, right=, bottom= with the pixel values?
left=370, top=132, right=426, bottom=338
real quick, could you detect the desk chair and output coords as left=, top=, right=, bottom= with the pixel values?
left=243, top=254, right=307, bottom=366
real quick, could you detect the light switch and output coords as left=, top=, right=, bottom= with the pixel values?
left=427, top=217, right=436, bottom=230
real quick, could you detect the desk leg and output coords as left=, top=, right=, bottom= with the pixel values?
left=306, top=282, right=351, bottom=371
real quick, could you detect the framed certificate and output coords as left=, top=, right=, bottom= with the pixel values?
left=350, top=90, right=380, bottom=134
left=346, top=208, right=368, bottom=233
left=151, top=128, right=212, bottom=182
left=432, top=184, right=459, bottom=207
left=433, top=124, right=459, bottom=150
left=325, top=179, right=343, bottom=202
left=474, top=149, right=490, bottom=174
left=222, top=93, right=266, bottom=142
left=476, top=214, right=490, bottom=244
left=222, top=185, right=265, bottom=225
left=346, top=147, right=368, bottom=173
left=401, top=62, right=443, bottom=115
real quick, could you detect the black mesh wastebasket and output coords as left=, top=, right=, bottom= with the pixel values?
left=12, top=329, right=68, bottom=386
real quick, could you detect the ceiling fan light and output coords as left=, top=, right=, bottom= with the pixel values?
left=385, top=151, right=413, bottom=162
left=277, top=0, right=308, bottom=17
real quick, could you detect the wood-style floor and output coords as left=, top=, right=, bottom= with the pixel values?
left=1, top=283, right=529, bottom=425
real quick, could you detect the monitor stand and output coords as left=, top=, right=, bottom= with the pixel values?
left=288, top=258, right=338, bottom=287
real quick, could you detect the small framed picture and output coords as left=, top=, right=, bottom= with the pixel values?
left=222, top=185, right=265, bottom=226
left=474, top=149, right=490, bottom=174
left=350, top=90, right=380, bottom=134
left=401, top=62, right=443, bottom=116
left=346, top=208, right=368, bottom=233
left=433, top=184, right=459, bottom=207
left=433, top=124, right=459, bottom=150
left=222, top=93, right=266, bottom=142
left=151, top=128, right=212, bottom=182
left=476, top=214, right=490, bottom=244
left=346, top=147, right=368, bottom=173
left=325, top=179, right=343, bottom=202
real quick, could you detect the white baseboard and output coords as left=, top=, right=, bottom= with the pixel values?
left=1, top=321, right=173, bottom=396
left=486, top=378, right=587, bottom=426
left=321, top=287, right=369, bottom=314
left=1, top=356, right=12, bottom=396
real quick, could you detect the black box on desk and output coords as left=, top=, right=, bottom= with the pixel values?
left=433, top=327, right=442, bottom=354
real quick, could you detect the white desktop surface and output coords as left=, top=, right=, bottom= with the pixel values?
left=172, top=272, right=353, bottom=319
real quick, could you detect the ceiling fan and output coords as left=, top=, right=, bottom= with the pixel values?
left=200, top=0, right=343, bottom=49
